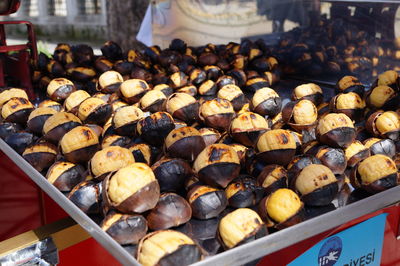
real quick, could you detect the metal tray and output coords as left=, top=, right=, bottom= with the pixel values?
left=2, top=137, right=400, bottom=266
left=1, top=79, right=400, bottom=265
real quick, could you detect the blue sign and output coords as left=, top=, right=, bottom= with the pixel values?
left=289, top=214, right=387, bottom=266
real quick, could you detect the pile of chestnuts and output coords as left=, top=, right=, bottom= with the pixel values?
left=1, top=38, right=399, bottom=266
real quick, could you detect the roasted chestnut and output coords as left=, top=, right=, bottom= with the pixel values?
left=258, top=188, right=304, bottom=229
left=351, top=154, right=398, bottom=193
left=336, top=76, right=365, bottom=96
left=198, top=127, right=220, bottom=146
left=169, top=71, right=188, bottom=89
left=165, top=93, right=199, bottom=123
left=27, top=107, right=58, bottom=135
left=257, top=164, right=288, bottom=195
left=119, top=79, right=149, bottom=104
left=363, top=138, right=396, bottom=158
left=137, top=112, right=175, bottom=146
left=218, top=208, right=267, bottom=250
left=77, top=97, right=112, bottom=125
left=365, top=85, right=399, bottom=110
left=189, top=68, right=207, bottom=86
left=112, top=106, right=144, bottom=136
left=294, top=164, right=339, bottom=206
left=344, top=141, right=370, bottom=167
left=366, top=111, right=400, bottom=140
left=43, top=112, right=81, bottom=143
left=217, top=84, right=246, bottom=111
left=47, top=78, right=76, bottom=101
left=197, top=80, right=216, bottom=96
left=193, top=144, right=240, bottom=188
left=282, top=99, right=318, bottom=132
left=101, top=134, right=130, bottom=149
left=245, top=77, right=269, bottom=92
left=22, top=141, right=57, bottom=172
left=256, top=129, right=297, bottom=166
left=89, top=146, right=135, bottom=180
left=146, top=193, right=192, bottom=230
left=103, top=163, right=160, bottom=213
left=127, top=143, right=153, bottom=165
left=0, top=88, right=28, bottom=108
left=292, top=83, right=323, bottom=105
left=59, top=126, right=99, bottom=163
left=199, top=98, right=235, bottom=131
left=140, top=90, right=166, bottom=113
left=229, top=112, right=269, bottom=147
left=153, top=84, right=173, bottom=97
left=187, top=185, right=228, bottom=219
left=4, top=131, right=36, bottom=154
left=1, top=97, right=34, bottom=124
left=46, top=161, right=85, bottom=192
left=315, top=146, right=347, bottom=175
left=152, top=157, right=193, bottom=193
left=316, top=113, right=355, bottom=148
left=98, top=70, right=123, bottom=93
left=250, top=87, right=282, bottom=117
left=374, top=70, right=399, bottom=91
left=63, top=90, right=90, bottom=114
left=137, top=230, right=202, bottom=266
left=225, top=176, right=264, bottom=207
left=330, top=92, right=365, bottom=121
left=68, top=180, right=102, bottom=214
left=38, top=99, right=62, bottom=112
left=68, top=67, right=96, bottom=82
left=101, top=212, right=147, bottom=245
left=165, top=126, right=205, bottom=161
left=0, top=122, right=21, bottom=139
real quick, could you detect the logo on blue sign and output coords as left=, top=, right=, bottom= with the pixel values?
left=318, top=236, right=342, bottom=266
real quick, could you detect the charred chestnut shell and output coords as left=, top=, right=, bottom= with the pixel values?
left=330, top=92, right=365, bottom=121
left=218, top=208, right=267, bottom=250
left=43, top=112, right=82, bottom=143
left=4, top=131, right=36, bottom=154
left=137, top=112, right=175, bottom=146
left=193, top=144, right=240, bottom=188
left=287, top=155, right=321, bottom=188
left=316, top=113, right=355, bottom=148
left=47, top=161, right=85, bottom=192
left=315, top=146, right=347, bottom=175
left=336, top=76, right=365, bottom=96
left=258, top=188, right=304, bottom=230
left=256, top=129, right=297, bottom=166
left=60, top=126, right=100, bottom=163
left=47, top=78, right=76, bottom=102
left=127, top=143, right=155, bottom=165
left=257, top=164, right=288, bottom=195
left=282, top=99, right=318, bottom=132
left=1, top=97, right=34, bottom=124
left=225, top=176, right=264, bottom=208
left=98, top=70, right=123, bottom=93
left=292, top=83, right=323, bottom=105
left=151, top=157, right=193, bottom=193
left=199, top=98, right=235, bottom=132
left=250, top=87, right=282, bottom=117
left=77, top=97, right=112, bottom=125
left=344, top=141, right=370, bottom=167
left=351, top=154, right=398, bottom=194
left=137, top=230, right=202, bottom=266
left=165, top=126, right=206, bottom=161
left=119, top=79, right=150, bottom=104
left=140, top=90, right=166, bottom=113
left=101, top=134, right=131, bottom=149
left=146, top=193, right=192, bottom=230
left=187, top=185, right=228, bottom=219
left=294, top=164, right=339, bottom=206
left=101, top=212, right=147, bottom=245
left=89, top=146, right=135, bottom=180
left=68, top=180, right=102, bottom=214
left=217, top=84, right=246, bottom=111
left=112, top=105, right=144, bottom=137
left=23, top=141, right=57, bottom=172
left=165, top=93, right=199, bottom=123
left=366, top=111, right=400, bottom=140
left=27, top=107, right=58, bottom=135
left=0, top=122, right=22, bottom=139
left=103, top=163, right=160, bottom=213
left=363, top=138, right=396, bottom=158
left=229, top=112, right=269, bottom=147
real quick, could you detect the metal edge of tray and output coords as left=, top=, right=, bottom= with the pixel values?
left=0, top=139, right=140, bottom=266
left=2, top=138, right=400, bottom=266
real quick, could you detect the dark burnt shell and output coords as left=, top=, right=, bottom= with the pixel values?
left=187, top=185, right=228, bottom=220
left=137, top=112, right=175, bottom=146
left=47, top=161, right=86, bottom=192
left=256, top=164, right=288, bottom=195
left=225, top=176, right=264, bottom=208
left=315, top=146, right=347, bottom=175
left=146, top=193, right=192, bottom=230
left=22, top=141, right=57, bottom=172
left=68, top=180, right=103, bottom=214
left=5, top=131, right=36, bottom=154
left=0, top=122, right=22, bottom=139
left=151, top=158, right=193, bottom=193
left=165, top=126, right=206, bottom=161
